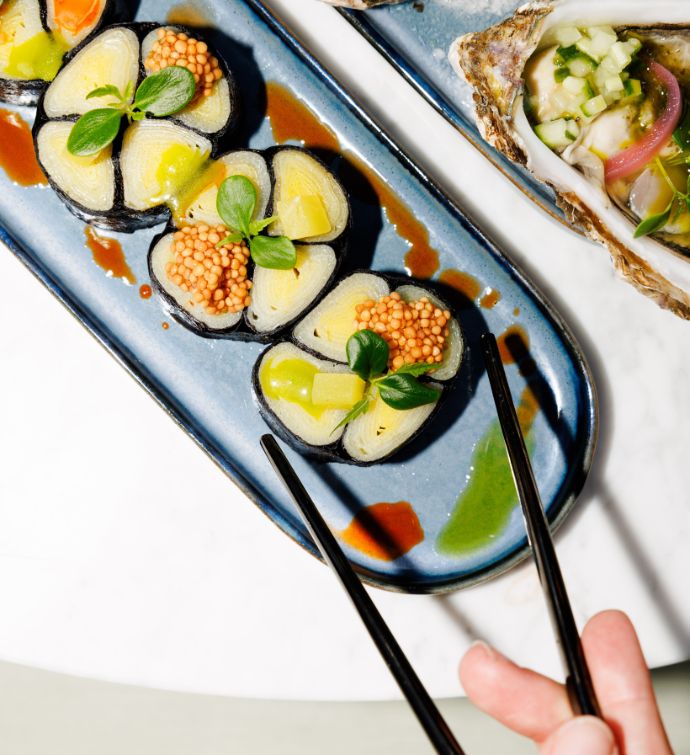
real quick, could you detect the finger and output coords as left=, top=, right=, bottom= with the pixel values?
left=582, top=610, right=672, bottom=755
left=459, top=640, right=571, bottom=741
left=541, top=716, right=617, bottom=755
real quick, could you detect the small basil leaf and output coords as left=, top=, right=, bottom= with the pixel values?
left=248, top=216, right=277, bottom=236
left=217, top=175, right=256, bottom=236
left=331, top=396, right=370, bottom=435
left=123, top=79, right=134, bottom=102
left=134, top=66, right=196, bottom=117
left=249, top=235, right=296, bottom=269
left=216, top=233, right=244, bottom=247
left=346, top=330, right=389, bottom=382
left=87, top=84, right=123, bottom=101
left=67, top=108, right=123, bottom=156
left=634, top=207, right=672, bottom=238
left=392, top=362, right=437, bottom=377
left=377, top=373, right=440, bottom=410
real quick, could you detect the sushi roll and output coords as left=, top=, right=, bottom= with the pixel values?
left=0, top=0, right=120, bottom=105
left=33, top=22, right=238, bottom=231
left=267, top=146, right=350, bottom=247
left=253, top=341, right=445, bottom=465
left=293, top=271, right=464, bottom=382
left=147, top=146, right=349, bottom=341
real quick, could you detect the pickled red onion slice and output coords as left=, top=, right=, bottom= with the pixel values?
left=604, top=62, right=682, bottom=184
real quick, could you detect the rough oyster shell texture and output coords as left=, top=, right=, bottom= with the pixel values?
left=450, top=0, right=690, bottom=319
left=320, top=0, right=405, bottom=8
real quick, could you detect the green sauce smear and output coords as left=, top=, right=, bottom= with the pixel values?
left=437, top=390, right=537, bottom=555
left=5, top=32, right=69, bottom=82
left=260, top=358, right=325, bottom=420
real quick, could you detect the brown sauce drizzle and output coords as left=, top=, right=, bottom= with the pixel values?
left=480, top=288, right=501, bottom=309
left=340, top=501, right=424, bottom=561
left=265, top=81, right=440, bottom=278
left=0, top=110, right=46, bottom=186
left=438, top=268, right=481, bottom=305
left=165, top=4, right=211, bottom=26
left=83, top=226, right=135, bottom=284
left=139, top=284, right=152, bottom=299
left=497, top=325, right=532, bottom=370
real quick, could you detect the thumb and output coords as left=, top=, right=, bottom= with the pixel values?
left=542, top=716, right=617, bottom=755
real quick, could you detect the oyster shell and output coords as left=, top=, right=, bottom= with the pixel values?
left=449, top=0, right=690, bottom=319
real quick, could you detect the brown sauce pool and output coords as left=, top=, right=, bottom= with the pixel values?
left=265, top=81, right=440, bottom=278
left=497, top=325, right=532, bottom=369
left=0, top=110, right=46, bottom=186
left=166, top=4, right=212, bottom=26
left=480, top=288, right=501, bottom=309
left=340, top=501, right=424, bottom=561
left=438, top=268, right=481, bottom=304
left=84, top=226, right=135, bottom=284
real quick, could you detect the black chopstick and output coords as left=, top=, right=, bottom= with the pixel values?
left=480, top=332, right=601, bottom=718
left=261, top=434, right=465, bottom=755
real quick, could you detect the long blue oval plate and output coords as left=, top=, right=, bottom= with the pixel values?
left=339, top=0, right=576, bottom=229
left=0, top=0, right=596, bottom=592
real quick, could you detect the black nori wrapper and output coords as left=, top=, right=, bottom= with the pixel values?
left=32, top=22, right=238, bottom=232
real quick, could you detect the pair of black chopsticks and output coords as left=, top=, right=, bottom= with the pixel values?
left=261, top=332, right=600, bottom=755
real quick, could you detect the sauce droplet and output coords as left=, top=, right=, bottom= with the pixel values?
left=340, top=501, right=424, bottom=561
left=438, top=268, right=482, bottom=306
left=513, top=307, right=520, bottom=317
left=480, top=288, right=501, bottom=309
left=265, top=81, right=440, bottom=278
left=166, top=3, right=211, bottom=26
left=437, top=386, right=539, bottom=556
left=83, top=226, right=135, bottom=284
left=162, top=322, right=170, bottom=330
left=0, top=110, right=47, bottom=186
left=139, top=284, right=152, bottom=299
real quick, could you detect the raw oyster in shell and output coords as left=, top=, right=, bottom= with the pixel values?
left=450, top=0, right=690, bottom=319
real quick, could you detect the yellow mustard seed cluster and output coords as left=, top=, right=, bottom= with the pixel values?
left=166, top=225, right=252, bottom=315
left=145, top=28, right=222, bottom=98
left=354, top=292, right=451, bottom=370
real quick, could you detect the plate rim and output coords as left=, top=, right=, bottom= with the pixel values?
left=0, top=0, right=598, bottom=594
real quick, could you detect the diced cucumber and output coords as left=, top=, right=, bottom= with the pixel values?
left=535, top=118, right=576, bottom=149
left=576, top=36, right=604, bottom=63
left=554, top=26, right=582, bottom=46
left=555, top=44, right=583, bottom=64
left=604, top=75, right=625, bottom=94
left=564, top=119, right=580, bottom=140
left=580, top=94, right=607, bottom=117
left=582, top=25, right=617, bottom=42
left=588, top=27, right=618, bottom=59
left=608, top=41, right=632, bottom=70
left=568, top=56, right=597, bottom=77
left=622, top=78, right=643, bottom=101
left=563, top=75, right=588, bottom=94
left=625, top=36, right=642, bottom=55
left=554, top=67, right=569, bottom=83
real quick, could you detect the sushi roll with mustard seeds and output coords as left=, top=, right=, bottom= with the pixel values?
left=149, top=229, right=339, bottom=341
left=0, top=0, right=119, bottom=105
left=33, top=22, right=237, bottom=231
left=268, top=147, right=349, bottom=246
left=293, top=271, right=463, bottom=382
left=253, top=341, right=444, bottom=465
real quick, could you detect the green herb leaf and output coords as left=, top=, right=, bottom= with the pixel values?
left=346, top=330, right=389, bottom=382
left=133, top=67, right=196, bottom=117
left=67, top=108, right=123, bottom=156
left=87, top=84, right=123, bottom=101
left=634, top=206, right=672, bottom=238
left=673, top=104, right=690, bottom=151
left=216, top=232, right=245, bottom=247
left=331, top=396, right=370, bottom=434
left=249, top=235, right=296, bottom=269
left=217, top=175, right=256, bottom=237
left=130, top=109, right=147, bottom=120
left=391, top=362, right=437, bottom=377
left=248, top=216, right=277, bottom=236
left=123, top=80, right=134, bottom=102
left=377, top=373, right=441, bottom=410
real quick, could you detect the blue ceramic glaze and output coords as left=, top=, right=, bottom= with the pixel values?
left=0, top=0, right=596, bottom=592
left=340, top=0, right=574, bottom=227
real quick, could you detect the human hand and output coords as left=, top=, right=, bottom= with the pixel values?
left=459, top=610, right=672, bottom=754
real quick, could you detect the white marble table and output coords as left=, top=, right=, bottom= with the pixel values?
left=0, top=0, right=689, bottom=701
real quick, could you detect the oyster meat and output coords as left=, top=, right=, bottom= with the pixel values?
left=450, top=0, right=690, bottom=318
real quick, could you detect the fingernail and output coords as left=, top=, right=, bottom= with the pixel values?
left=467, top=640, right=498, bottom=660
left=548, top=717, right=617, bottom=755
